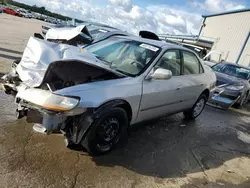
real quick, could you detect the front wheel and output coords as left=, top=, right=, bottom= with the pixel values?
left=235, top=92, right=249, bottom=108
left=82, top=107, right=128, bottom=156
left=183, top=94, right=207, bottom=120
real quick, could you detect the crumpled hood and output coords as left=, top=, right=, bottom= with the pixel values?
left=16, top=36, right=117, bottom=88
left=215, top=72, right=248, bottom=86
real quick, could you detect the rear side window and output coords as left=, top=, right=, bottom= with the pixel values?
left=183, top=51, right=203, bottom=75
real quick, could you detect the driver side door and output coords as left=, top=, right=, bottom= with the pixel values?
left=137, top=49, right=189, bottom=122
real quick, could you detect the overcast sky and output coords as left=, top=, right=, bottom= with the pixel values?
left=17, top=0, right=249, bottom=35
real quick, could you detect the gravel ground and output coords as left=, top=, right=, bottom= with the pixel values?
left=0, top=14, right=250, bottom=188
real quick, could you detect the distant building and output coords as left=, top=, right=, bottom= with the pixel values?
left=199, top=9, right=250, bottom=66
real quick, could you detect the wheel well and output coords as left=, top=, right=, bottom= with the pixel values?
left=97, top=100, right=132, bottom=122
left=116, top=102, right=132, bottom=123
left=201, top=89, right=210, bottom=99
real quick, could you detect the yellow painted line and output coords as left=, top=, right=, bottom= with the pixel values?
left=229, top=107, right=250, bottom=115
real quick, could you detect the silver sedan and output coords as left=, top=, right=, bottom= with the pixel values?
left=2, top=35, right=216, bottom=155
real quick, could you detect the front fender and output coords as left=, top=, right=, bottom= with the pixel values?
left=66, top=100, right=131, bottom=145
left=54, top=78, right=142, bottom=123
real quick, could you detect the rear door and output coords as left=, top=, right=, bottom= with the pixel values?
left=179, top=50, right=206, bottom=105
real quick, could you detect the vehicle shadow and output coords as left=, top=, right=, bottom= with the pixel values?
left=0, top=47, right=23, bottom=55
left=0, top=53, right=21, bottom=60
left=89, top=106, right=250, bottom=179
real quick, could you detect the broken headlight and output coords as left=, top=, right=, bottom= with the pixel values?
left=43, top=95, right=80, bottom=111
left=225, top=85, right=244, bottom=91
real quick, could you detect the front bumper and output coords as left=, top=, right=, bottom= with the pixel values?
left=2, top=76, right=85, bottom=133
left=208, top=87, right=241, bottom=109
left=16, top=87, right=87, bottom=132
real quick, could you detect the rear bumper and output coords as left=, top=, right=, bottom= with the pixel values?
left=207, top=87, right=240, bottom=109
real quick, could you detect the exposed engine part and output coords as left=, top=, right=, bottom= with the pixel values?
left=16, top=104, right=28, bottom=119
left=2, top=59, right=22, bottom=95
left=41, top=60, right=122, bottom=90
left=16, top=109, right=27, bottom=119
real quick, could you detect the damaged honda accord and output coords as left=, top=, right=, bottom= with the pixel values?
left=1, top=35, right=216, bottom=155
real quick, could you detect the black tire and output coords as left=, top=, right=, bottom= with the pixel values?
left=82, top=107, right=128, bottom=156
left=184, top=94, right=207, bottom=120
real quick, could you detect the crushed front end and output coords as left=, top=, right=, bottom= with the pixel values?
left=0, top=36, right=122, bottom=145
left=208, top=85, right=240, bottom=109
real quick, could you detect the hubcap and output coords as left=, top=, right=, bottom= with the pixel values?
left=97, top=117, right=120, bottom=144
left=193, top=98, right=205, bottom=117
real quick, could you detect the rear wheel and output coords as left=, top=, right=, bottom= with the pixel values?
left=82, top=107, right=128, bottom=156
left=184, top=94, right=207, bottom=120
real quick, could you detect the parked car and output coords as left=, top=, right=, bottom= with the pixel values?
left=44, top=17, right=58, bottom=24
left=17, top=9, right=32, bottom=18
left=1, top=35, right=216, bottom=155
left=41, top=24, right=130, bottom=47
left=2, top=7, right=23, bottom=17
left=208, top=62, right=250, bottom=109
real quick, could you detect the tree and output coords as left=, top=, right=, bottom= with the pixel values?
left=40, top=6, right=45, bottom=13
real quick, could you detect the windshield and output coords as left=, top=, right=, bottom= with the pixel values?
left=85, top=37, right=159, bottom=76
left=212, top=63, right=250, bottom=80
left=89, top=28, right=108, bottom=40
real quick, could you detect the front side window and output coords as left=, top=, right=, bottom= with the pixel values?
left=86, top=37, right=159, bottom=76
left=155, top=50, right=181, bottom=76
left=183, top=51, right=203, bottom=75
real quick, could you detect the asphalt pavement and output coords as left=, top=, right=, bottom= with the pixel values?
left=0, top=14, right=250, bottom=188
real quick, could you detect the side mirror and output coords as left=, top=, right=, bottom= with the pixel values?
left=147, top=68, right=172, bottom=80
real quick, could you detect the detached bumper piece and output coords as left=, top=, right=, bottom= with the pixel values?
left=208, top=87, right=240, bottom=109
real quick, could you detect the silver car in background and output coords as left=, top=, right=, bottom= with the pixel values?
left=41, top=24, right=130, bottom=47
left=2, top=35, right=216, bottom=155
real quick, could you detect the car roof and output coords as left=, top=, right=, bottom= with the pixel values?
left=220, top=62, right=250, bottom=70
left=116, top=35, right=191, bottom=50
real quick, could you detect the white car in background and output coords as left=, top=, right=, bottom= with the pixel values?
left=17, top=9, right=32, bottom=18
